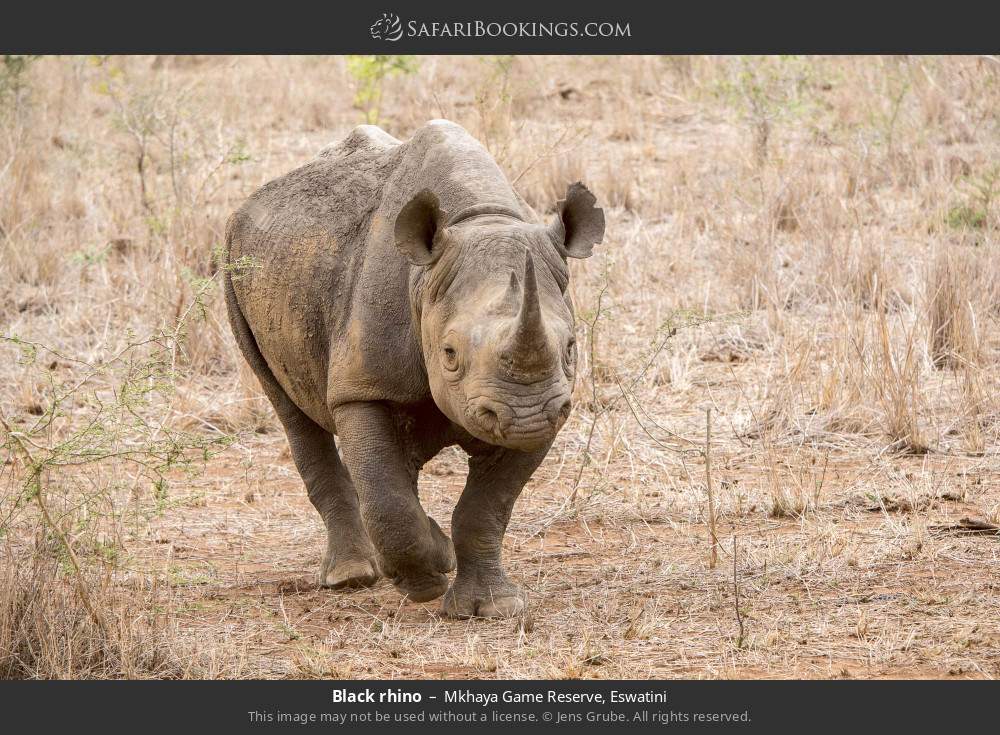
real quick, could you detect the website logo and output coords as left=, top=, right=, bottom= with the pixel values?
left=367, top=15, right=631, bottom=42
left=370, top=12, right=403, bottom=42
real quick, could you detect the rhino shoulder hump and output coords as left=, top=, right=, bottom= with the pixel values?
left=425, top=118, right=465, bottom=132
left=410, top=119, right=478, bottom=148
left=318, top=124, right=401, bottom=159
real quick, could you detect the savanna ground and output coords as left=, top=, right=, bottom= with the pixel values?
left=2, top=55, right=999, bottom=679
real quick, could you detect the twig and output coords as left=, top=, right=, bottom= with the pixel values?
left=733, top=534, right=745, bottom=649
left=705, top=408, right=718, bottom=569
left=930, top=517, right=1000, bottom=536
left=510, top=124, right=575, bottom=186
left=614, top=374, right=699, bottom=456
left=568, top=308, right=732, bottom=504
left=570, top=281, right=609, bottom=503
left=0, top=412, right=109, bottom=637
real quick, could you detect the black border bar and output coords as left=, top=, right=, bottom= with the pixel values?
left=2, top=1, right=999, bottom=54
left=3, top=680, right=996, bottom=732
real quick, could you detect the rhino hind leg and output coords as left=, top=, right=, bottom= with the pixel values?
left=224, top=273, right=378, bottom=589
left=333, top=401, right=456, bottom=604
left=302, top=437, right=381, bottom=589
left=282, top=412, right=381, bottom=589
left=443, top=445, right=549, bottom=619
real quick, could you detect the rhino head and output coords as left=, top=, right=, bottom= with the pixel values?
left=395, top=183, right=605, bottom=451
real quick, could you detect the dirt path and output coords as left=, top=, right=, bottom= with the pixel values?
left=135, top=428, right=1000, bottom=679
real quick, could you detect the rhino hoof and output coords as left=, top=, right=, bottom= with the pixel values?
left=476, top=595, right=526, bottom=619
left=321, top=559, right=379, bottom=589
left=395, top=572, right=450, bottom=603
left=442, top=585, right=526, bottom=619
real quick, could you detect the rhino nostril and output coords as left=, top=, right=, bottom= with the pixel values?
left=555, top=398, right=572, bottom=424
left=474, top=405, right=504, bottom=437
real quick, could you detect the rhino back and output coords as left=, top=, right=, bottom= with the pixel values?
left=227, top=121, right=528, bottom=431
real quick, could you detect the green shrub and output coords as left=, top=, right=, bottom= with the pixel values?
left=345, top=55, right=418, bottom=125
left=945, top=204, right=987, bottom=230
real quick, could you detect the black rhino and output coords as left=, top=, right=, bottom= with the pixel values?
left=225, top=120, right=604, bottom=617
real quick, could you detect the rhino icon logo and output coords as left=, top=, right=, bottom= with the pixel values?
left=370, top=13, right=403, bottom=41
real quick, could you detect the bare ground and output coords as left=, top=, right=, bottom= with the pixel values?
left=133, top=388, right=1000, bottom=679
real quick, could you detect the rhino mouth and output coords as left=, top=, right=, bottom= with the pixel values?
left=464, top=391, right=572, bottom=450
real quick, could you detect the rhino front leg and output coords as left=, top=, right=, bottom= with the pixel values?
left=443, top=445, right=548, bottom=618
left=333, top=401, right=456, bottom=603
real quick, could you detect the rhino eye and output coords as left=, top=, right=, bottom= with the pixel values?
left=565, top=337, right=576, bottom=362
left=442, top=345, right=459, bottom=371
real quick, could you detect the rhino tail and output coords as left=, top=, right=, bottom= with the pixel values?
left=223, top=226, right=287, bottom=408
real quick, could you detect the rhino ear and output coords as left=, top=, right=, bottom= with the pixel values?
left=549, top=182, right=605, bottom=259
left=394, top=189, right=448, bottom=266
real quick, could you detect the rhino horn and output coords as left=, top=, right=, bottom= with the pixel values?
left=501, top=267, right=521, bottom=312
left=506, top=251, right=552, bottom=368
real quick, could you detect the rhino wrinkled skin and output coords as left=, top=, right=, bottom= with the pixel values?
left=225, top=120, right=605, bottom=617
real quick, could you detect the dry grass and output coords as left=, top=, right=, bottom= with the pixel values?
left=2, top=55, right=999, bottom=679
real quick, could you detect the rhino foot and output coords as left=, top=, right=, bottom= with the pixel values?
left=427, top=516, right=457, bottom=573
left=442, top=574, right=526, bottom=619
left=321, top=557, right=380, bottom=589
left=392, top=570, right=451, bottom=603
left=376, top=516, right=456, bottom=603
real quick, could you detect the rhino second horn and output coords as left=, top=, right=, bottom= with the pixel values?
left=502, top=268, right=521, bottom=312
